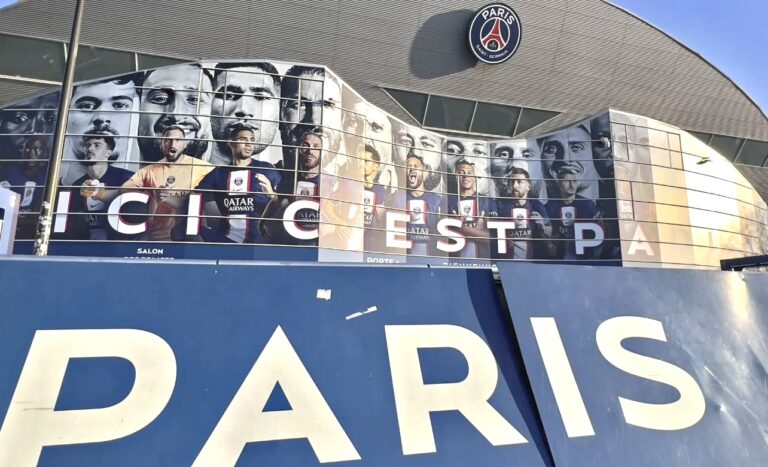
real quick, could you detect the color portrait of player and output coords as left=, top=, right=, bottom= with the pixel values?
left=122, top=126, right=213, bottom=241
left=62, top=73, right=140, bottom=184
left=447, top=159, right=497, bottom=259
left=0, top=133, right=50, bottom=239
left=209, top=62, right=280, bottom=166
left=268, top=127, right=324, bottom=245
left=195, top=124, right=281, bottom=244
left=66, top=124, right=134, bottom=240
left=546, top=163, right=602, bottom=260
left=138, top=63, right=213, bottom=162
left=405, top=153, right=442, bottom=258
left=361, top=143, right=390, bottom=254
left=495, top=167, right=552, bottom=260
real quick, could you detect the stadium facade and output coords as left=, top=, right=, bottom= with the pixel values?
left=2, top=3, right=768, bottom=466
left=0, top=0, right=766, bottom=270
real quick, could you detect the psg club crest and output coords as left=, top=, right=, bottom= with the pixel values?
left=468, top=3, right=522, bottom=64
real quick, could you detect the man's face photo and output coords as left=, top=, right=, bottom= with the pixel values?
left=392, top=126, right=413, bottom=167
left=139, top=64, right=212, bottom=162
left=229, top=129, right=256, bottom=162
left=456, top=162, right=476, bottom=193
left=83, top=137, right=113, bottom=165
left=557, top=172, right=578, bottom=198
left=406, top=155, right=425, bottom=190
left=509, top=174, right=530, bottom=200
left=412, top=129, right=441, bottom=191
left=161, top=128, right=188, bottom=163
left=322, top=75, right=342, bottom=133
left=298, top=132, right=322, bottom=170
left=280, top=68, right=324, bottom=139
left=567, top=125, right=593, bottom=163
left=211, top=66, right=279, bottom=157
left=540, top=133, right=567, bottom=180
left=68, top=78, right=136, bottom=157
left=363, top=147, right=380, bottom=181
left=506, top=140, right=542, bottom=199
left=444, top=139, right=467, bottom=176
left=0, top=93, right=58, bottom=160
left=21, top=135, right=48, bottom=169
left=362, top=103, right=392, bottom=165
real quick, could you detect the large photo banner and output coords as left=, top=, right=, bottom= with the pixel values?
left=0, top=61, right=621, bottom=265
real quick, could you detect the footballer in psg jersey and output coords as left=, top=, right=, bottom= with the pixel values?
left=66, top=127, right=134, bottom=240
left=196, top=125, right=281, bottom=244
left=495, top=167, right=552, bottom=260
left=447, top=159, right=498, bottom=259
left=0, top=135, right=49, bottom=239
left=547, top=165, right=602, bottom=260
left=405, top=154, right=442, bottom=258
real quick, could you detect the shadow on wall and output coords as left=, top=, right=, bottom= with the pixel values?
left=410, top=10, right=478, bottom=79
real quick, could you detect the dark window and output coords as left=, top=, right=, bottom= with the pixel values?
left=0, top=34, right=64, bottom=81
left=138, top=54, right=186, bottom=71
left=75, top=46, right=135, bottom=82
left=424, top=95, right=475, bottom=132
left=687, top=131, right=712, bottom=145
left=708, top=134, right=743, bottom=161
left=514, top=108, right=559, bottom=135
left=470, top=102, right=520, bottom=137
left=384, top=88, right=428, bottom=124
left=735, top=139, right=768, bottom=166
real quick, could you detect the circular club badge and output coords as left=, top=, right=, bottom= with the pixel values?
left=468, top=3, right=522, bottom=64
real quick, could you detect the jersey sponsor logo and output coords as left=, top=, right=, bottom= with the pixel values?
left=459, top=199, right=477, bottom=222
left=21, top=181, right=36, bottom=208
left=408, top=199, right=427, bottom=225
left=468, top=3, right=522, bottom=64
left=296, top=181, right=317, bottom=198
left=561, top=206, right=575, bottom=227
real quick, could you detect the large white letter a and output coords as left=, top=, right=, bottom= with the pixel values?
left=194, top=326, right=360, bottom=466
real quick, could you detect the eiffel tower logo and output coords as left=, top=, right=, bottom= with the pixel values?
left=481, top=18, right=507, bottom=51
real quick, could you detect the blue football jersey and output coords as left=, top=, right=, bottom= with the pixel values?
left=196, top=160, right=282, bottom=244
left=67, top=165, right=134, bottom=240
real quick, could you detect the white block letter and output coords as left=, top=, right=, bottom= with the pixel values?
left=627, top=226, right=654, bottom=256
left=530, top=317, right=595, bottom=437
left=283, top=200, right=320, bottom=241
left=385, top=325, right=526, bottom=455
left=385, top=211, right=411, bottom=250
left=194, top=326, right=359, bottom=465
left=0, top=329, right=176, bottom=467
left=487, top=221, right=515, bottom=255
left=54, top=190, right=71, bottom=233
left=108, top=192, right=149, bottom=235
left=186, top=193, right=202, bottom=236
left=596, top=316, right=705, bottom=431
left=574, top=222, right=604, bottom=254
left=436, top=217, right=465, bottom=253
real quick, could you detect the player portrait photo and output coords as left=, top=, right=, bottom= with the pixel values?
left=138, top=63, right=213, bottom=162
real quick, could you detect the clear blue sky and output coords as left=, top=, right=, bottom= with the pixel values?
left=0, top=0, right=765, bottom=114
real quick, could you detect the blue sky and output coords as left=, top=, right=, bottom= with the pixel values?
left=0, top=0, right=765, bottom=114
